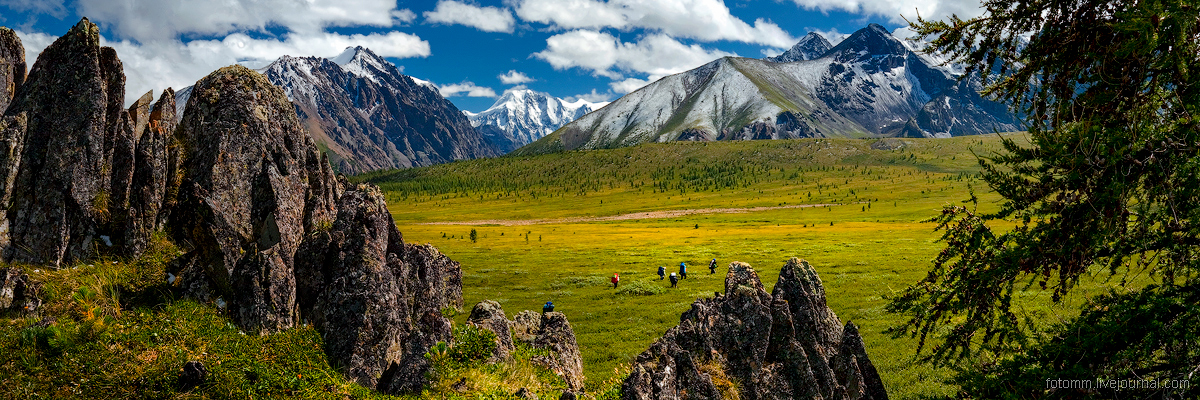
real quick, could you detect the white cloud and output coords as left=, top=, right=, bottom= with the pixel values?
left=78, top=0, right=406, bottom=42
left=535, top=30, right=733, bottom=80
left=498, top=70, right=534, bottom=85
left=786, top=0, right=986, bottom=25
left=391, top=9, right=417, bottom=24
left=16, top=29, right=430, bottom=105
left=513, top=0, right=797, bottom=47
left=609, top=77, right=652, bottom=94
left=439, top=81, right=497, bottom=97
left=424, top=1, right=515, bottom=33
left=564, top=88, right=613, bottom=104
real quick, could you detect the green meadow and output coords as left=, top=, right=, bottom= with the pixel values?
left=364, top=134, right=1126, bottom=399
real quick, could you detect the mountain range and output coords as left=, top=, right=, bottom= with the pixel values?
left=516, top=24, right=1021, bottom=155
left=465, top=89, right=605, bottom=153
left=177, top=47, right=499, bottom=174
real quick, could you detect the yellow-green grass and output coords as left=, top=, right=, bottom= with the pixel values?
left=368, top=134, right=1135, bottom=399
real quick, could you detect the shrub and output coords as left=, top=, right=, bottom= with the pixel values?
left=449, top=324, right=498, bottom=364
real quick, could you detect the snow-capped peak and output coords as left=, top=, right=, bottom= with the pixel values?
left=467, top=88, right=603, bottom=152
left=331, top=46, right=393, bottom=84
left=767, top=32, right=833, bottom=62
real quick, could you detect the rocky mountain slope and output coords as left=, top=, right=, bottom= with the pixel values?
left=623, top=259, right=888, bottom=400
left=465, top=88, right=604, bottom=153
left=0, top=19, right=462, bottom=395
left=175, top=47, right=500, bottom=174
left=518, top=24, right=1021, bottom=155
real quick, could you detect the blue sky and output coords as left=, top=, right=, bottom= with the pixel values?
left=0, top=0, right=985, bottom=112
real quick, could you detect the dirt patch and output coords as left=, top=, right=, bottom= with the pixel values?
left=418, top=203, right=842, bottom=226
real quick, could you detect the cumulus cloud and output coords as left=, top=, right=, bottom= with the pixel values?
left=513, top=0, right=797, bottom=47
left=424, top=0, right=515, bottom=33
left=15, top=29, right=430, bottom=105
left=564, top=88, right=613, bottom=104
left=391, top=9, right=418, bottom=24
left=787, top=0, right=986, bottom=25
left=439, top=81, right=497, bottom=97
left=535, top=30, right=733, bottom=80
left=498, top=70, right=534, bottom=85
left=609, top=77, right=653, bottom=94
left=0, top=0, right=67, bottom=18
left=78, top=0, right=405, bottom=42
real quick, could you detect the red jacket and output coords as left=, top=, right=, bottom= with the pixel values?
left=611, top=275, right=619, bottom=283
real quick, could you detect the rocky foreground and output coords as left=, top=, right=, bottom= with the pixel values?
left=623, top=259, right=888, bottom=400
left=0, top=19, right=461, bottom=394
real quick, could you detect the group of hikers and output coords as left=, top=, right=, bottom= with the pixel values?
left=610, top=259, right=719, bottom=289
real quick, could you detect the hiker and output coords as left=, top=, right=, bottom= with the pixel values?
left=611, top=273, right=620, bottom=288
left=657, top=266, right=665, bottom=280
left=669, top=272, right=679, bottom=288
left=543, top=301, right=554, bottom=313
left=679, top=262, right=688, bottom=279
left=709, top=259, right=717, bottom=274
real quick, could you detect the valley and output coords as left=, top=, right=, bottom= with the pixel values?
left=364, top=134, right=1124, bottom=399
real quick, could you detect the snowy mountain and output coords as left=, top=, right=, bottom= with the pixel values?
left=766, top=32, right=833, bottom=62
left=256, top=46, right=500, bottom=173
left=517, top=24, right=1021, bottom=155
left=465, top=88, right=606, bottom=153
left=172, top=47, right=500, bottom=173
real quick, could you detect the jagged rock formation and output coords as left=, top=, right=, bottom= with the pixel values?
left=519, top=24, right=1021, bottom=155
left=468, top=301, right=586, bottom=392
left=168, top=65, right=463, bottom=393
left=469, top=300, right=516, bottom=361
left=0, top=27, right=24, bottom=113
left=766, top=32, right=833, bottom=63
left=532, top=312, right=585, bottom=392
left=0, top=19, right=176, bottom=266
left=622, top=259, right=887, bottom=400
left=256, top=46, right=499, bottom=173
left=0, top=18, right=464, bottom=395
left=465, top=89, right=604, bottom=153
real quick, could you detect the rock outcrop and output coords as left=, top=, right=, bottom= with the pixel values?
left=0, top=18, right=465, bottom=396
left=622, top=258, right=888, bottom=400
left=0, top=27, right=24, bottom=113
left=511, top=309, right=542, bottom=343
left=469, top=300, right=516, bottom=361
left=533, top=312, right=586, bottom=392
left=167, top=65, right=462, bottom=393
left=0, top=18, right=177, bottom=266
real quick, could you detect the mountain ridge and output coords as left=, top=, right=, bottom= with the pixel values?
left=516, top=24, right=1021, bottom=155
left=466, top=88, right=606, bottom=153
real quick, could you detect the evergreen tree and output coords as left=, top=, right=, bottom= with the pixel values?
left=887, top=0, right=1200, bottom=396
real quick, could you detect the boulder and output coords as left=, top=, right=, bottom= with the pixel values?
left=510, top=310, right=541, bottom=344
left=170, top=64, right=341, bottom=332
left=178, top=360, right=208, bottom=390
left=0, top=27, right=24, bottom=113
left=622, top=258, right=888, bottom=400
left=468, top=300, right=515, bottom=361
left=0, top=268, right=40, bottom=313
left=533, top=312, right=585, bottom=392
left=124, top=89, right=178, bottom=255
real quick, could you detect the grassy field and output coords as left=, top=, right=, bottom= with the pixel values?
left=363, top=134, right=1117, bottom=399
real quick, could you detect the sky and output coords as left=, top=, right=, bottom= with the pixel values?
left=0, top=0, right=987, bottom=113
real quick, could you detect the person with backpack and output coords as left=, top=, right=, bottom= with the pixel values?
left=669, top=272, right=679, bottom=288
left=709, top=259, right=717, bottom=274
left=611, top=272, right=620, bottom=288
left=679, top=262, right=688, bottom=279
left=657, top=266, right=665, bottom=280
left=543, top=301, right=554, bottom=313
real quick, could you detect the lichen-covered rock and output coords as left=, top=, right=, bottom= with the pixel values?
left=622, top=258, right=889, bottom=400
left=301, top=184, right=459, bottom=394
left=0, top=268, right=41, bottom=313
left=0, top=27, right=24, bottom=113
left=469, top=300, right=515, bottom=361
left=533, top=312, right=585, bottom=392
left=170, top=64, right=341, bottom=332
left=511, top=310, right=541, bottom=344
left=0, top=18, right=138, bottom=266
left=124, top=89, right=177, bottom=255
